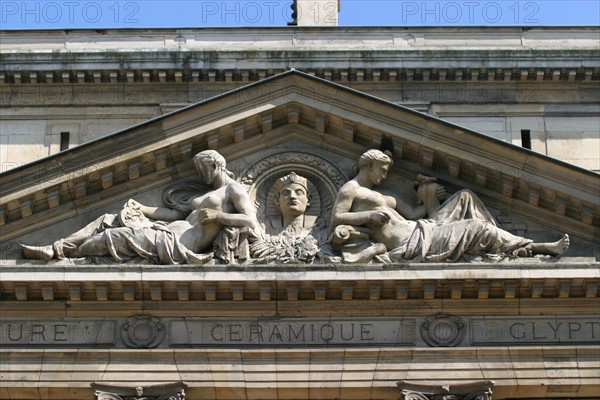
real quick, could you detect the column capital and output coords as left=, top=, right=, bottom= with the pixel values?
left=92, top=382, right=187, bottom=400
left=397, top=380, right=495, bottom=400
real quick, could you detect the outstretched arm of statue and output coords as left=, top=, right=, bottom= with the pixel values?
left=126, top=199, right=188, bottom=221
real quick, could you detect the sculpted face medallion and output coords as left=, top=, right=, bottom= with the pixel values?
left=277, top=182, right=310, bottom=218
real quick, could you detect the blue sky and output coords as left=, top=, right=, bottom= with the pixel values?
left=1, top=0, right=599, bottom=29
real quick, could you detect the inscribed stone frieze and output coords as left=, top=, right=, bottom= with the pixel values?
left=470, top=317, right=600, bottom=345
left=1, top=315, right=598, bottom=348
left=0, top=320, right=116, bottom=346
left=170, top=318, right=416, bottom=346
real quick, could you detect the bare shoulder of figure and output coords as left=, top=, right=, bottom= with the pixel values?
left=337, top=180, right=353, bottom=191
left=227, top=181, right=251, bottom=198
left=341, top=179, right=360, bottom=190
left=336, top=180, right=360, bottom=199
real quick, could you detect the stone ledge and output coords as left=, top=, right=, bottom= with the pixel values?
left=1, top=264, right=598, bottom=302
left=2, top=27, right=599, bottom=51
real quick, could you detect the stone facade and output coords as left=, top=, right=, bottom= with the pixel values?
left=0, top=70, right=599, bottom=399
left=1, top=27, right=599, bottom=171
left=1, top=264, right=599, bottom=399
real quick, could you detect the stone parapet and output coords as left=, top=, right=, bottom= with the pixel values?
left=2, top=27, right=599, bottom=52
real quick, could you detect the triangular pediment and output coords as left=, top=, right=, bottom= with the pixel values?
left=1, top=70, right=598, bottom=255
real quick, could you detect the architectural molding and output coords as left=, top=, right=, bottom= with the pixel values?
left=2, top=28, right=599, bottom=86
left=0, top=264, right=598, bottom=303
left=2, top=67, right=599, bottom=85
left=2, top=27, right=599, bottom=52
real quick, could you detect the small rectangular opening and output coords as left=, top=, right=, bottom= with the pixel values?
left=521, top=129, right=531, bottom=149
left=60, top=132, right=70, bottom=151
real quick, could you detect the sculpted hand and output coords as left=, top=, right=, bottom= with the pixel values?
left=435, top=184, right=447, bottom=200
left=369, top=210, right=391, bottom=227
left=124, top=198, right=151, bottom=217
left=125, top=198, right=143, bottom=210
left=417, top=183, right=445, bottom=203
left=198, top=208, right=222, bottom=224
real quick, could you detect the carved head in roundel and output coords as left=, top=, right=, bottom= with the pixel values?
left=272, top=172, right=311, bottom=218
left=240, top=152, right=348, bottom=236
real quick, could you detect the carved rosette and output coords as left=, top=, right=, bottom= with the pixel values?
left=420, top=313, right=466, bottom=347
left=120, top=315, right=166, bottom=349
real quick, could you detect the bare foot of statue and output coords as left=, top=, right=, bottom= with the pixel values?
left=528, top=234, right=570, bottom=256
left=512, top=234, right=570, bottom=258
left=344, top=242, right=387, bottom=263
left=20, top=244, right=54, bottom=261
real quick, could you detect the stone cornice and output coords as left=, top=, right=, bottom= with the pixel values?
left=1, top=264, right=598, bottom=303
left=2, top=27, right=599, bottom=84
left=1, top=65, right=599, bottom=86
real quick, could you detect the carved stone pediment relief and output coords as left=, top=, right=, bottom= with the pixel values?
left=15, top=148, right=577, bottom=265
left=1, top=70, right=598, bottom=263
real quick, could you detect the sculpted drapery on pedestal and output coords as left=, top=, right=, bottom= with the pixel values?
left=21, top=149, right=570, bottom=265
left=330, top=149, right=570, bottom=264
